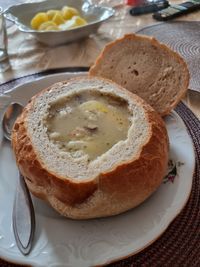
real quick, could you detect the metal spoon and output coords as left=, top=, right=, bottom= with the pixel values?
left=2, top=102, right=35, bottom=255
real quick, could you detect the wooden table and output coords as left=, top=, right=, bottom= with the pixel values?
left=0, top=0, right=200, bottom=119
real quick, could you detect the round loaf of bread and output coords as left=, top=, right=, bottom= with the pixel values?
left=12, top=76, right=169, bottom=219
left=89, top=34, right=189, bottom=116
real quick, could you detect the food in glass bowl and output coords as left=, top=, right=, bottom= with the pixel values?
left=30, top=5, right=87, bottom=31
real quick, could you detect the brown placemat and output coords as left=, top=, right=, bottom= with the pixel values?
left=0, top=69, right=199, bottom=267
left=137, top=21, right=200, bottom=93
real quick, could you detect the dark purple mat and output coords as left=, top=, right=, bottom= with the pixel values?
left=137, top=21, right=200, bottom=93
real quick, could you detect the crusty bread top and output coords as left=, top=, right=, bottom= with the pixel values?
left=24, top=76, right=160, bottom=181
left=89, top=34, right=190, bottom=116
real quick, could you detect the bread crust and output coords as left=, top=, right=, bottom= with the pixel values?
left=12, top=76, right=169, bottom=219
left=89, top=34, right=190, bottom=117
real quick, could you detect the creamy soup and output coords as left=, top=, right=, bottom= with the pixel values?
left=45, top=91, right=131, bottom=160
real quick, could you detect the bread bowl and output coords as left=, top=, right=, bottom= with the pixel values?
left=11, top=76, right=169, bottom=219
left=89, top=34, right=189, bottom=116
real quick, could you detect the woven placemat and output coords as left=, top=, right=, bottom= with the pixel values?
left=137, top=21, right=200, bottom=93
left=0, top=69, right=199, bottom=267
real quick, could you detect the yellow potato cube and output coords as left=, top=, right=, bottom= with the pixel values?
left=58, top=19, right=76, bottom=30
left=72, top=16, right=87, bottom=27
left=38, top=21, right=57, bottom=31
left=61, top=6, right=79, bottom=20
left=31, top=12, right=49, bottom=30
left=52, top=12, right=65, bottom=25
left=59, top=15, right=87, bottom=30
left=46, top=10, right=60, bottom=20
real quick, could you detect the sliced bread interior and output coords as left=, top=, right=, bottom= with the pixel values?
left=89, top=34, right=189, bottom=116
left=12, top=76, right=169, bottom=219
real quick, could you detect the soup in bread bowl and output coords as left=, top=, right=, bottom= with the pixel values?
left=12, top=76, right=169, bottom=219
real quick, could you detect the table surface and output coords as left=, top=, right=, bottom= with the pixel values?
left=0, top=1, right=200, bottom=266
left=0, top=0, right=200, bottom=119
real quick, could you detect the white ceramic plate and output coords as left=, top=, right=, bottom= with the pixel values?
left=0, top=73, right=195, bottom=267
left=5, top=0, right=115, bottom=46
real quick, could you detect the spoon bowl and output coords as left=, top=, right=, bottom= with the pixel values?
left=2, top=102, right=23, bottom=141
left=2, top=102, right=35, bottom=255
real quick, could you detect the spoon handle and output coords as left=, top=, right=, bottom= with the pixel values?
left=12, top=172, right=35, bottom=255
